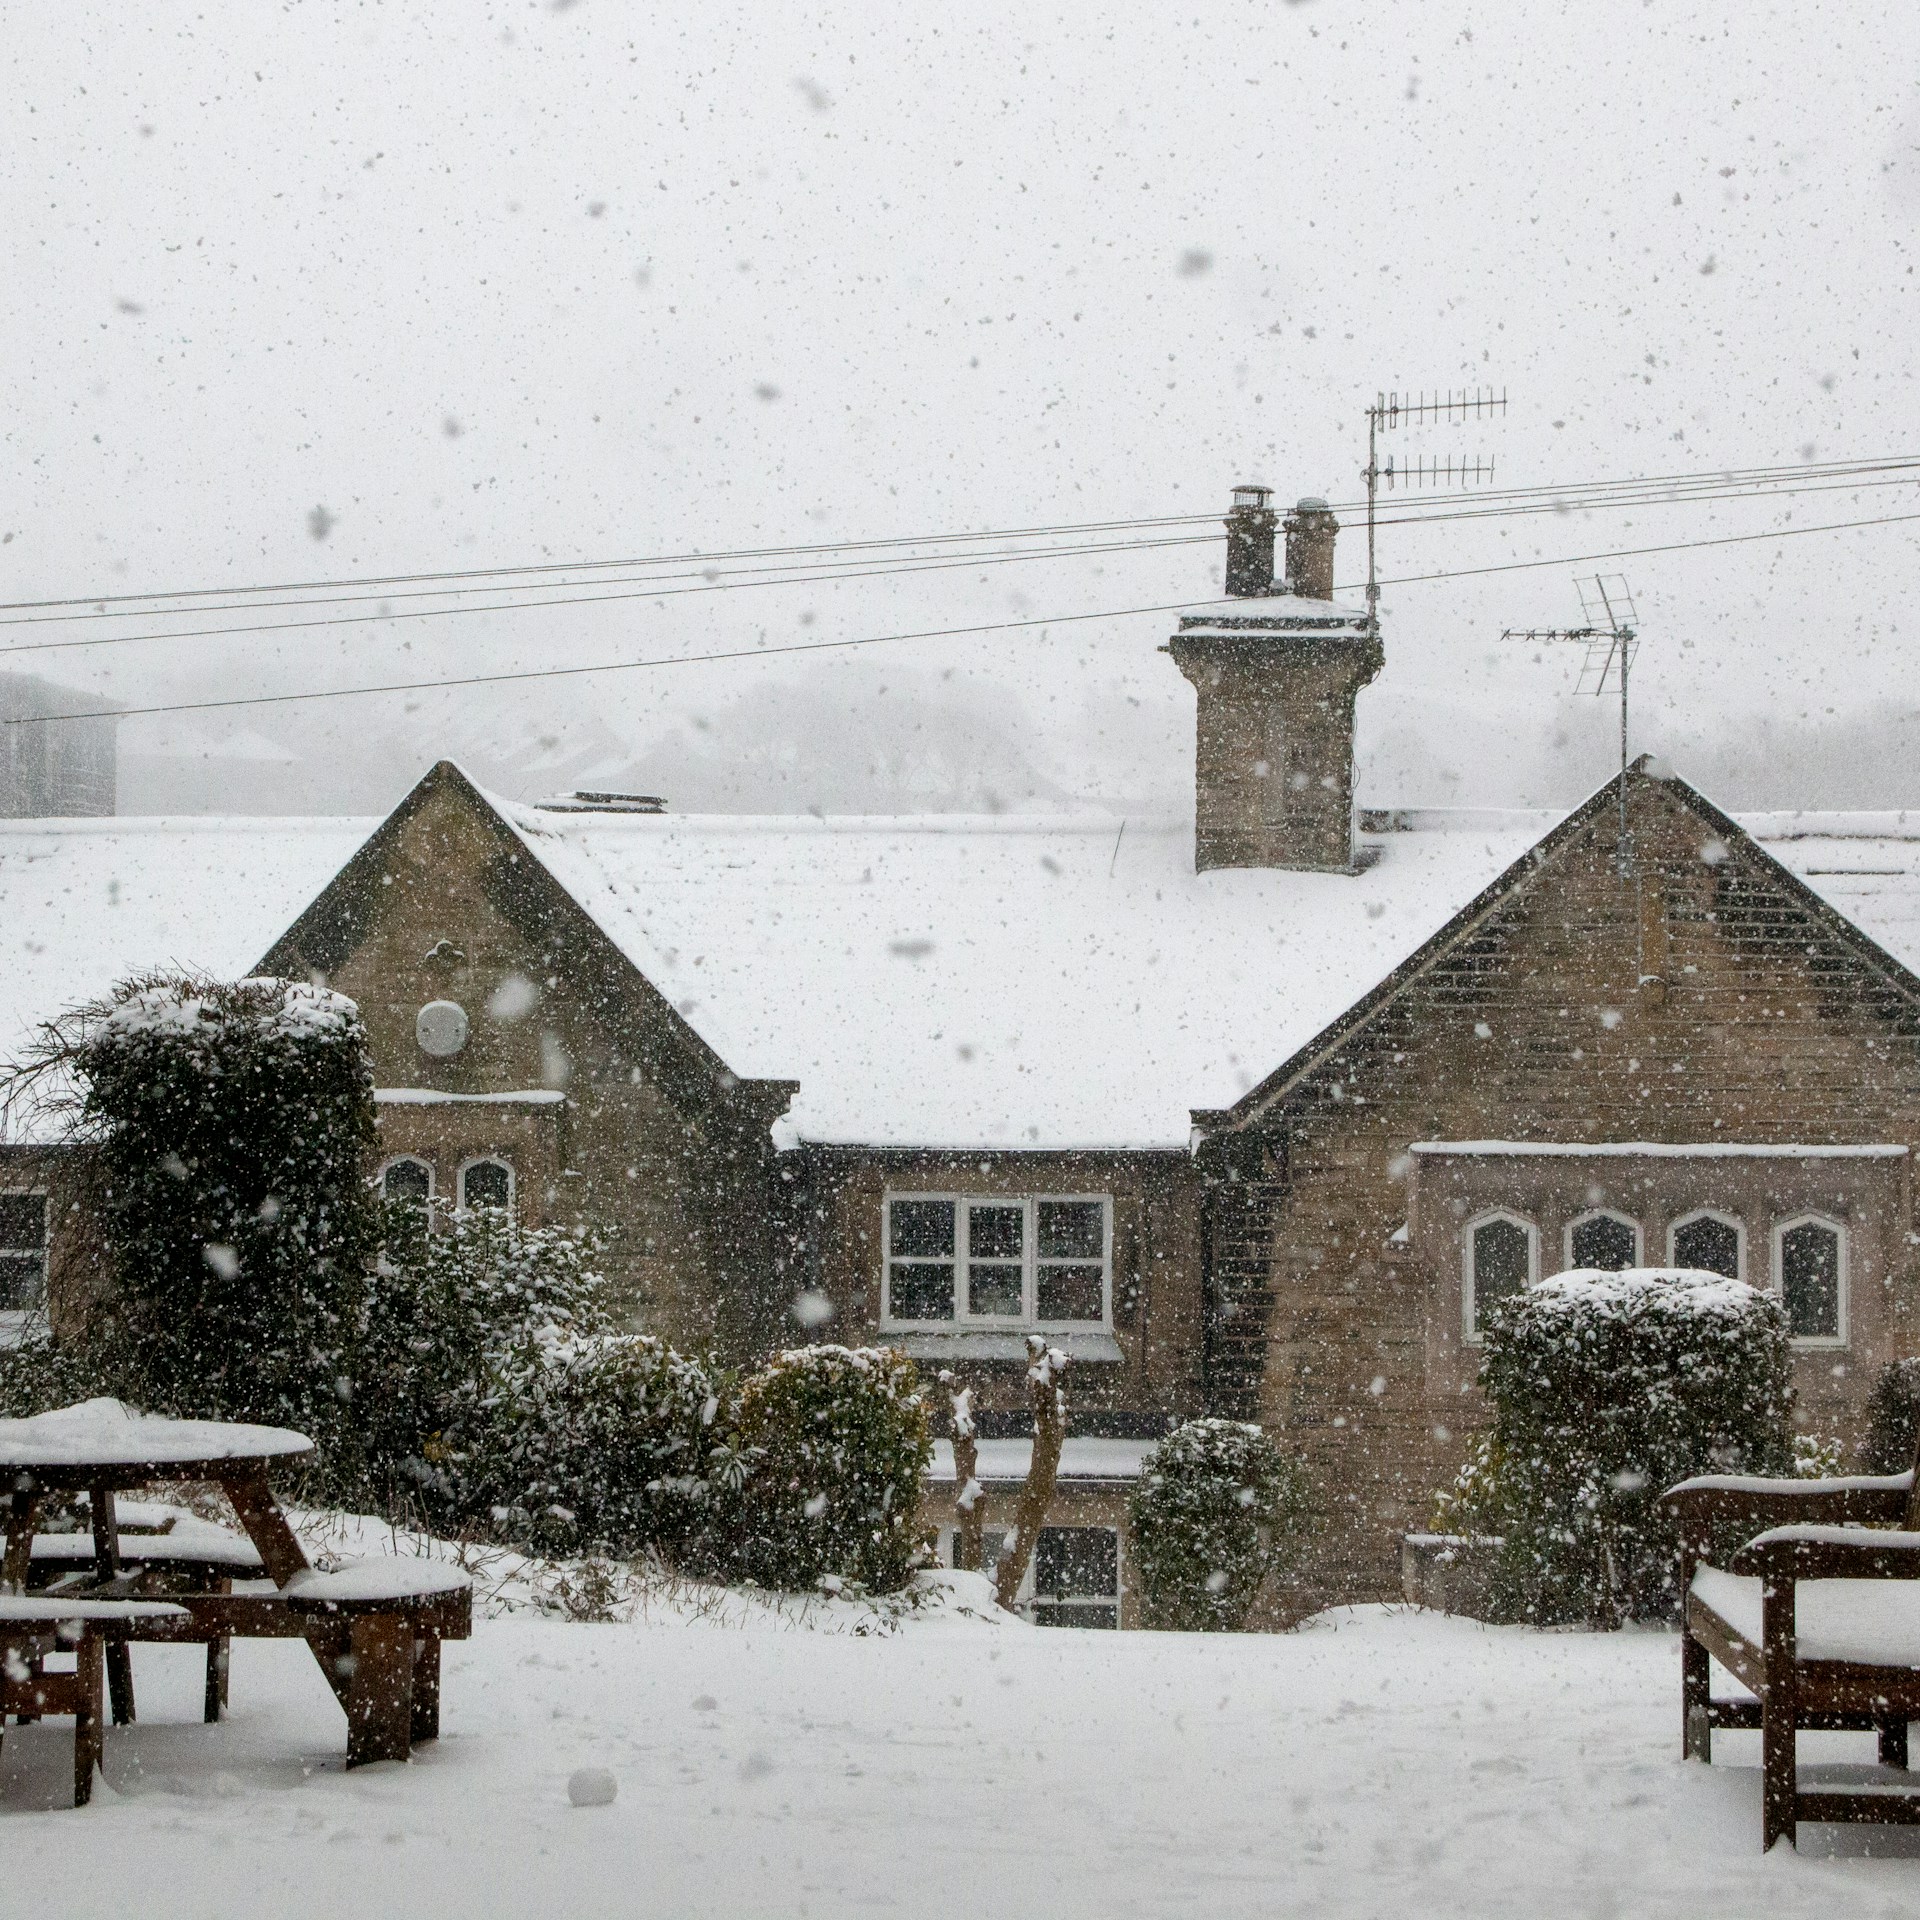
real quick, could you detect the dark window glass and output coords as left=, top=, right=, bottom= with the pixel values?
left=0, top=1194, right=46, bottom=1312
left=461, top=1161, right=512, bottom=1211
left=1471, top=1217, right=1532, bottom=1329
left=890, top=1200, right=954, bottom=1259
left=968, top=1263, right=1024, bottom=1316
left=1033, top=1602, right=1119, bottom=1630
left=383, top=1160, right=432, bottom=1207
left=1035, top=1526, right=1118, bottom=1599
left=968, top=1204, right=1024, bottom=1261
left=1781, top=1222, right=1841, bottom=1340
left=1038, top=1200, right=1104, bottom=1262
left=1571, top=1213, right=1638, bottom=1271
left=889, top=1262, right=954, bottom=1321
left=1673, top=1214, right=1740, bottom=1280
left=1037, top=1264, right=1105, bottom=1322
left=967, top=1203, right=1024, bottom=1316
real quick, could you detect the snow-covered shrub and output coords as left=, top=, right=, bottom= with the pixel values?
left=18, top=973, right=380, bottom=1451
left=1478, top=1267, right=1793, bottom=1625
left=730, top=1345, right=930, bottom=1595
left=1866, top=1358, right=1920, bottom=1472
left=0, top=1317, right=101, bottom=1419
left=1129, top=1418, right=1311, bottom=1630
left=1792, top=1430, right=1845, bottom=1479
left=458, top=1329, right=738, bottom=1559
left=350, top=1199, right=613, bottom=1518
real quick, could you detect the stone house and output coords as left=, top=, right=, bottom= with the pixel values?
left=4, top=489, right=1920, bottom=1622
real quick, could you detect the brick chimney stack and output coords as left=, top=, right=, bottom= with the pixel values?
left=1283, top=497, right=1338, bottom=600
left=1223, top=485, right=1278, bottom=597
left=1164, top=487, right=1381, bottom=873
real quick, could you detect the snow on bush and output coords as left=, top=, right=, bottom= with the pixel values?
left=1476, top=1266, right=1793, bottom=1625
left=1129, top=1417, right=1311, bottom=1630
left=1866, top=1357, right=1920, bottom=1473
left=731, top=1345, right=930, bottom=1596
left=25, top=972, right=380, bottom=1452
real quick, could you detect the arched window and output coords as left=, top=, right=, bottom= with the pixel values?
left=1670, top=1210, right=1743, bottom=1281
left=459, top=1158, right=513, bottom=1214
left=1464, top=1211, right=1537, bottom=1340
left=1567, top=1210, right=1641, bottom=1272
left=1774, top=1215, right=1845, bottom=1344
left=380, top=1157, right=433, bottom=1208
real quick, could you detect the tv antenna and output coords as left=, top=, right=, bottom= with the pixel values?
left=1362, top=387, right=1507, bottom=621
left=1503, top=574, right=1642, bottom=874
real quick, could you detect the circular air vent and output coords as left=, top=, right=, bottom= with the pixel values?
left=416, top=999, right=470, bottom=1058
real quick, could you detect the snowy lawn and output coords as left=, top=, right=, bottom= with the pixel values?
left=4, top=1583, right=1919, bottom=1918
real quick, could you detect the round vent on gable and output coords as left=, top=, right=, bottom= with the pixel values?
left=416, top=999, right=470, bottom=1058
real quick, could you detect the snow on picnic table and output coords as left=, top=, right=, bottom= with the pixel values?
left=3, top=1595, right=1916, bottom=1917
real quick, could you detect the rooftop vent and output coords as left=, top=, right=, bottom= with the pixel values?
left=532, top=790, right=668, bottom=815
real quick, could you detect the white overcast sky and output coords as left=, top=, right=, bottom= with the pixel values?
left=6, top=2, right=1920, bottom=813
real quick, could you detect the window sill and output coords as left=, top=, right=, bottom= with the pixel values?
left=888, top=1329, right=1124, bottom=1365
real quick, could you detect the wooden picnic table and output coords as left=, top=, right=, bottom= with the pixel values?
left=1, top=1398, right=469, bottom=1768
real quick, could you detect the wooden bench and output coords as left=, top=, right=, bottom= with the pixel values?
left=283, top=1559, right=473, bottom=1767
left=0, top=1595, right=188, bottom=1806
left=1666, top=1450, right=1920, bottom=1849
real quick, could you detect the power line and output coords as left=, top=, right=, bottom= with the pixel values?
left=4, top=463, right=1915, bottom=662
left=5, top=450, right=1912, bottom=620
left=15, top=502, right=1920, bottom=731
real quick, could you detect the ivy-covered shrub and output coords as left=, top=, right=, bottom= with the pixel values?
left=28, top=974, right=380, bottom=1450
left=730, top=1345, right=930, bottom=1594
left=1129, top=1417, right=1311, bottom=1630
left=1478, top=1267, right=1794, bottom=1626
left=1866, top=1358, right=1920, bottom=1474
left=350, top=1199, right=614, bottom=1518
left=456, top=1330, right=740, bottom=1559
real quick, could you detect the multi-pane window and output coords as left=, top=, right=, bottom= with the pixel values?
left=1671, top=1212, right=1741, bottom=1280
left=945, top=1524, right=1121, bottom=1630
left=460, top=1159, right=513, bottom=1213
left=0, top=1193, right=47, bottom=1313
left=1466, top=1213, right=1534, bottom=1338
left=382, top=1158, right=433, bottom=1208
left=1569, top=1211, right=1640, bottom=1271
left=883, top=1195, right=1110, bottom=1328
left=1777, top=1217, right=1844, bottom=1342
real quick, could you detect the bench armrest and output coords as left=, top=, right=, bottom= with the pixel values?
left=1728, top=1525, right=1920, bottom=1582
left=1662, top=1470, right=1910, bottom=1542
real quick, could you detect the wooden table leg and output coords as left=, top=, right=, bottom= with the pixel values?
left=1881, top=1719, right=1911, bottom=1769
left=345, top=1613, right=414, bottom=1768
left=1762, top=1578, right=1799, bottom=1851
left=411, top=1631, right=442, bottom=1744
left=2, top=1485, right=40, bottom=1593
left=73, top=1633, right=102, bottom=1808
left=216, top=1468, right=311, bottom=1586
left=89, top=1486, right=135, bottom=1727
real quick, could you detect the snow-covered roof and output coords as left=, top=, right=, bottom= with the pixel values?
left=4, top=794, right=1920, bottom=1154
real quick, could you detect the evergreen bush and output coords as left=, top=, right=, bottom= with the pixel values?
left=1129, top=1417, right=1312, bottom=1630
left=23, top=974, right=380, bottom=1452
left=1477, top=1267, right=1794, bottom=1626
left=730, top=1345, right=930, bottom=1594
left=1866, top=1358, right=1920, bottom=1474
left=0, top=1316, right=101, bottom=1419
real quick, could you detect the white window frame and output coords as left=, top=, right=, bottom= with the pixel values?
left=881, top=1192, right=1112, bottom=1332
left=1668, top=1208, right=1745, bottom=1283
left=0, top=1190, right=49, bottom=1347
left=1462, top=1208, right=1539, bottom=1345
left=1772, top=1212, right=1849, bottom=1348
left=1565, top=1208, right=1643, bottom=1273
left=937, top=1522, right=1122, bottom=1627
left=377, top=1155, right=435, bottom=1203
left=457, top=1156, right=515, bottom=1214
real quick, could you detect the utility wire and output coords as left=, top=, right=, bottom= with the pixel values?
left=4, top=451, right=1913, bottom=619
left=14, top=502, right=1920, bottom=730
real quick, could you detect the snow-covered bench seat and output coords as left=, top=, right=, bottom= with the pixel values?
left=0, top=1595, right=188, bottom=1806
left=1665, top=1464, right=1920, bottom=1849
left=283, top=1558, right=473, bottom=1767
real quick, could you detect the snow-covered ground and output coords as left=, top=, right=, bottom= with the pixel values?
left=4, top=1584, right=1918, bottom=1916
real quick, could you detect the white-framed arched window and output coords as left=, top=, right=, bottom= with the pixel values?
left=379, top=1156, right=434, bottom=1209
left=1669, top=1209, right=1744, bottom=1282
left=1566, top=1209, right=1641, bottom=1273
left=1463, top=1210, right=1538, bottom=1342
left=1773, top=1214, right=1847, bottom=1346
left=458, top=1157, right=514, bottom=1215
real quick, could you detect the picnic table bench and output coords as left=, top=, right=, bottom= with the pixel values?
left=2, top=1398, right=472, bottom=1796
left=0, top=1594, right=188, bottom=1804
left=1665, top=1430, right=1920, bottom=1849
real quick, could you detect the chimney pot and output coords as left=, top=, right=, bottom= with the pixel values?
left=1223, top=484, right=1278, bottom=597
left=1283, top=498, right=1339, bottom=600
